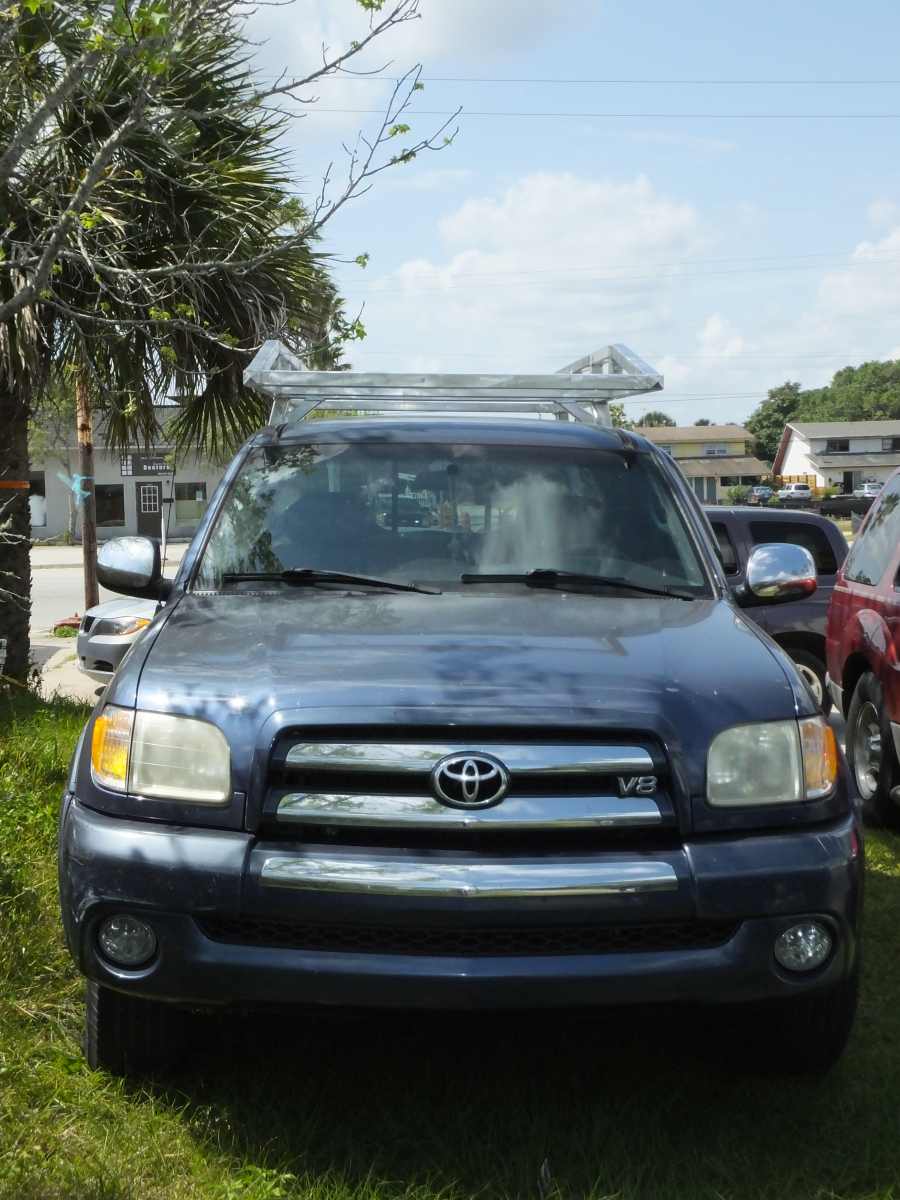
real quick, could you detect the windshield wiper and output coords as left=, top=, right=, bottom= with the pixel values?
left=460, top=569, right=695, bottom=600
left=221, top=569, right=440, bottom=595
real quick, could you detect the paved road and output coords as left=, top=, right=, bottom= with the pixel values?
left=30, top=569, right=118, bottom=635
left=29, top=544, right=188, bottom=634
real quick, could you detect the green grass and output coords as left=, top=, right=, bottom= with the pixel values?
left=1, top=690, right=900, bottom=1200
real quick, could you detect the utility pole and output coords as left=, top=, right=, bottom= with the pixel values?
left=75, top=369, right=99, bottom=610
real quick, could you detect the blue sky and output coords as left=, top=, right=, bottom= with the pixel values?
left=250, top=1, right=900, bottom=425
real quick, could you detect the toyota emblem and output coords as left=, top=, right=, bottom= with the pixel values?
left=430, top=753, right=510, bottom=809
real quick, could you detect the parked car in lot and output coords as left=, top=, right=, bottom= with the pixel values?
left=77, top=598, right=157, bottom=682
left=852, top=480, right=882, bottom=499
left=778, top=482, right=813, bottom=502
left=58, top=362, right=860, bottom=1080
left=748, top=485, right=773, bottom=504
left=827, top=465, right=900, bottom=827
left=705, top=507, right=848, bottom=711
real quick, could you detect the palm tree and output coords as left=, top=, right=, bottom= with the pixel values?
left=0, top=2, right=351, bottom=679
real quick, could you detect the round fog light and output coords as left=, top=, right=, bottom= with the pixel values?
left=774, top=921, right=832, bottom=973
left=97, top=914, right=157, bottom=967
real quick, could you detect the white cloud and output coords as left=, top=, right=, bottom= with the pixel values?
left=342, top=182, right=900, bottom=427
left=812, top=227, right=900, bottom=325
left=698, top=314, right=745, bottom=359
left=345, top=171, right=709, bottom=377
left=867, top=198, right=900, bottom=227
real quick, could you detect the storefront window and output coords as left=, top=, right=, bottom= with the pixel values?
left=96, top=484, right=125, bottom=526
left=29, top=473, right=46, bottom=527
left=175, top=482, right=207, bottom=522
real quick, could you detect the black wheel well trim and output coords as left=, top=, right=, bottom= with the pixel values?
left=840, top=652, right=874, bottom=718
left=772, top=631, right=827, bottom=662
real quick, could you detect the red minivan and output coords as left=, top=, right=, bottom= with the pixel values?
left=827, top=467, right=900, bottom=827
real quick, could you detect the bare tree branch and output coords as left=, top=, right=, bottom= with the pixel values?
left=254, top=0, right=421, bottom=102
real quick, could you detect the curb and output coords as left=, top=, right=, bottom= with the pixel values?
left=42, top=647, right=77, bottom=673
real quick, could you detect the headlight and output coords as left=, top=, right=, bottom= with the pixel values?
left=91, top=706, right=230, bottom=804
left=93, top=616, right=151, bottom=637
left=707, top=717, right=837, bottom=807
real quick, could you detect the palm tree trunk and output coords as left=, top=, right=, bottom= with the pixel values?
left=0, top=389, right=31, bottom=682
left=75, top=370, right=99, bottom=611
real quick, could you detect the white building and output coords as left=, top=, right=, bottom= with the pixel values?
left=773, top=420, right=900, bottom=493
left=29, top=404, right=227, bottom=542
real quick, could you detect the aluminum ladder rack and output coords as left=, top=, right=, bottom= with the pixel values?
left=244, top=341, right=663, bottom=427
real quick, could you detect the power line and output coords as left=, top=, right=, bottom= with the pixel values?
left=313, top=107, right=900, bottom=120
left=322, top=75, right=900, bottom=86
left=337, top=247, right=896, bottom=286
left=338, top=254, right=900, bottom=295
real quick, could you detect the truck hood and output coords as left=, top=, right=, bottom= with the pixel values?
left=108, top=588, right=804, bottom=798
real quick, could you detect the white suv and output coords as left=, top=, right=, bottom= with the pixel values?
left=777, top=482, right=812, bottom=501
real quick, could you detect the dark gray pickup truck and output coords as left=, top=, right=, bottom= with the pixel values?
left=58, top=359, right=860, bottom=1079
left=706, top=507, right=849, bottom=711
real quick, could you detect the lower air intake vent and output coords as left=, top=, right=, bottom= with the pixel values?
left=197, top=916, right=739, bottom=957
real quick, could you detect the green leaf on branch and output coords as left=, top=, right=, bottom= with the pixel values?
left=354, top=253, right=369, bottom=269
left=388, top=123, right=411, bottom=138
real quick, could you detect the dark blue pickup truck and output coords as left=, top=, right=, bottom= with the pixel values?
left=59, top=404, right=860, bottom=1079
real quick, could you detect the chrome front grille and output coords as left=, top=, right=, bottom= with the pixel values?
left=266, top=734, right=672, bottom=836
left=283, top=742, right=654, bottom=775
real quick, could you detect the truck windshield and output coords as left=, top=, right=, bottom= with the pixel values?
left=193, top=441, right=709, bottom=594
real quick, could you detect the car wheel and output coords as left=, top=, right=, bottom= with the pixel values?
left=84, top=981, right=187, bottom=1077
left=846, top=671, right=900, bottom=828
left=788, top=649, right=832, bottom=715
left=740, top=964, right=858, bottom=1075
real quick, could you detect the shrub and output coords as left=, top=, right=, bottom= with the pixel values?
left=726, top=485, right=751, bottom=504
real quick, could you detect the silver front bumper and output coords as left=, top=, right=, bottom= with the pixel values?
left=260, top=853, right=679, bottom=899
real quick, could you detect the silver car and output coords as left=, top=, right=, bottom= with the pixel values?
left=852, top=480, right=882, bottom=498
left=77, top=597, right=157, bottom=682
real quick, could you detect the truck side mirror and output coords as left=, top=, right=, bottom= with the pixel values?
left=97, top=537, right=172, bottom=600
left=735, top=543, right=817, bottom=607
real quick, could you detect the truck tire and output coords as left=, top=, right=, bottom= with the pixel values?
left=743, top=965, right=859, bottom=1075
left=84, top=981, right=187, bottom=1077
left=846, top=671, right=900, bottom=828
left=787, top=648, right=831, bottom=715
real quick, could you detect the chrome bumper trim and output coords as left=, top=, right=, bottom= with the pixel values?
left=283, top=742, right=654, bottom=775
left=259, top=855, right=679, bottom=898
left=275, top=791, right=663, bottom=829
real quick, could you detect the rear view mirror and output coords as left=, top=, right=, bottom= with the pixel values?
left=97, top=537, right=171, bottom=600
left=737, top=543, right=817, bottom=607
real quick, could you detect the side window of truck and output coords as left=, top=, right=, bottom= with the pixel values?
left=845, top=477, right=900, bottom=586
left=710, top=521, right=739, bottom=575
left=749, top=521, right=838, bottom=576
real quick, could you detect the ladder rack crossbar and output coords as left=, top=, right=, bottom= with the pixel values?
left=244, top=342, right=663, bottom=428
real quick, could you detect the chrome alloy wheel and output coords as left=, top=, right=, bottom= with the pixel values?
left=852, top=700, right=882, bottom=800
